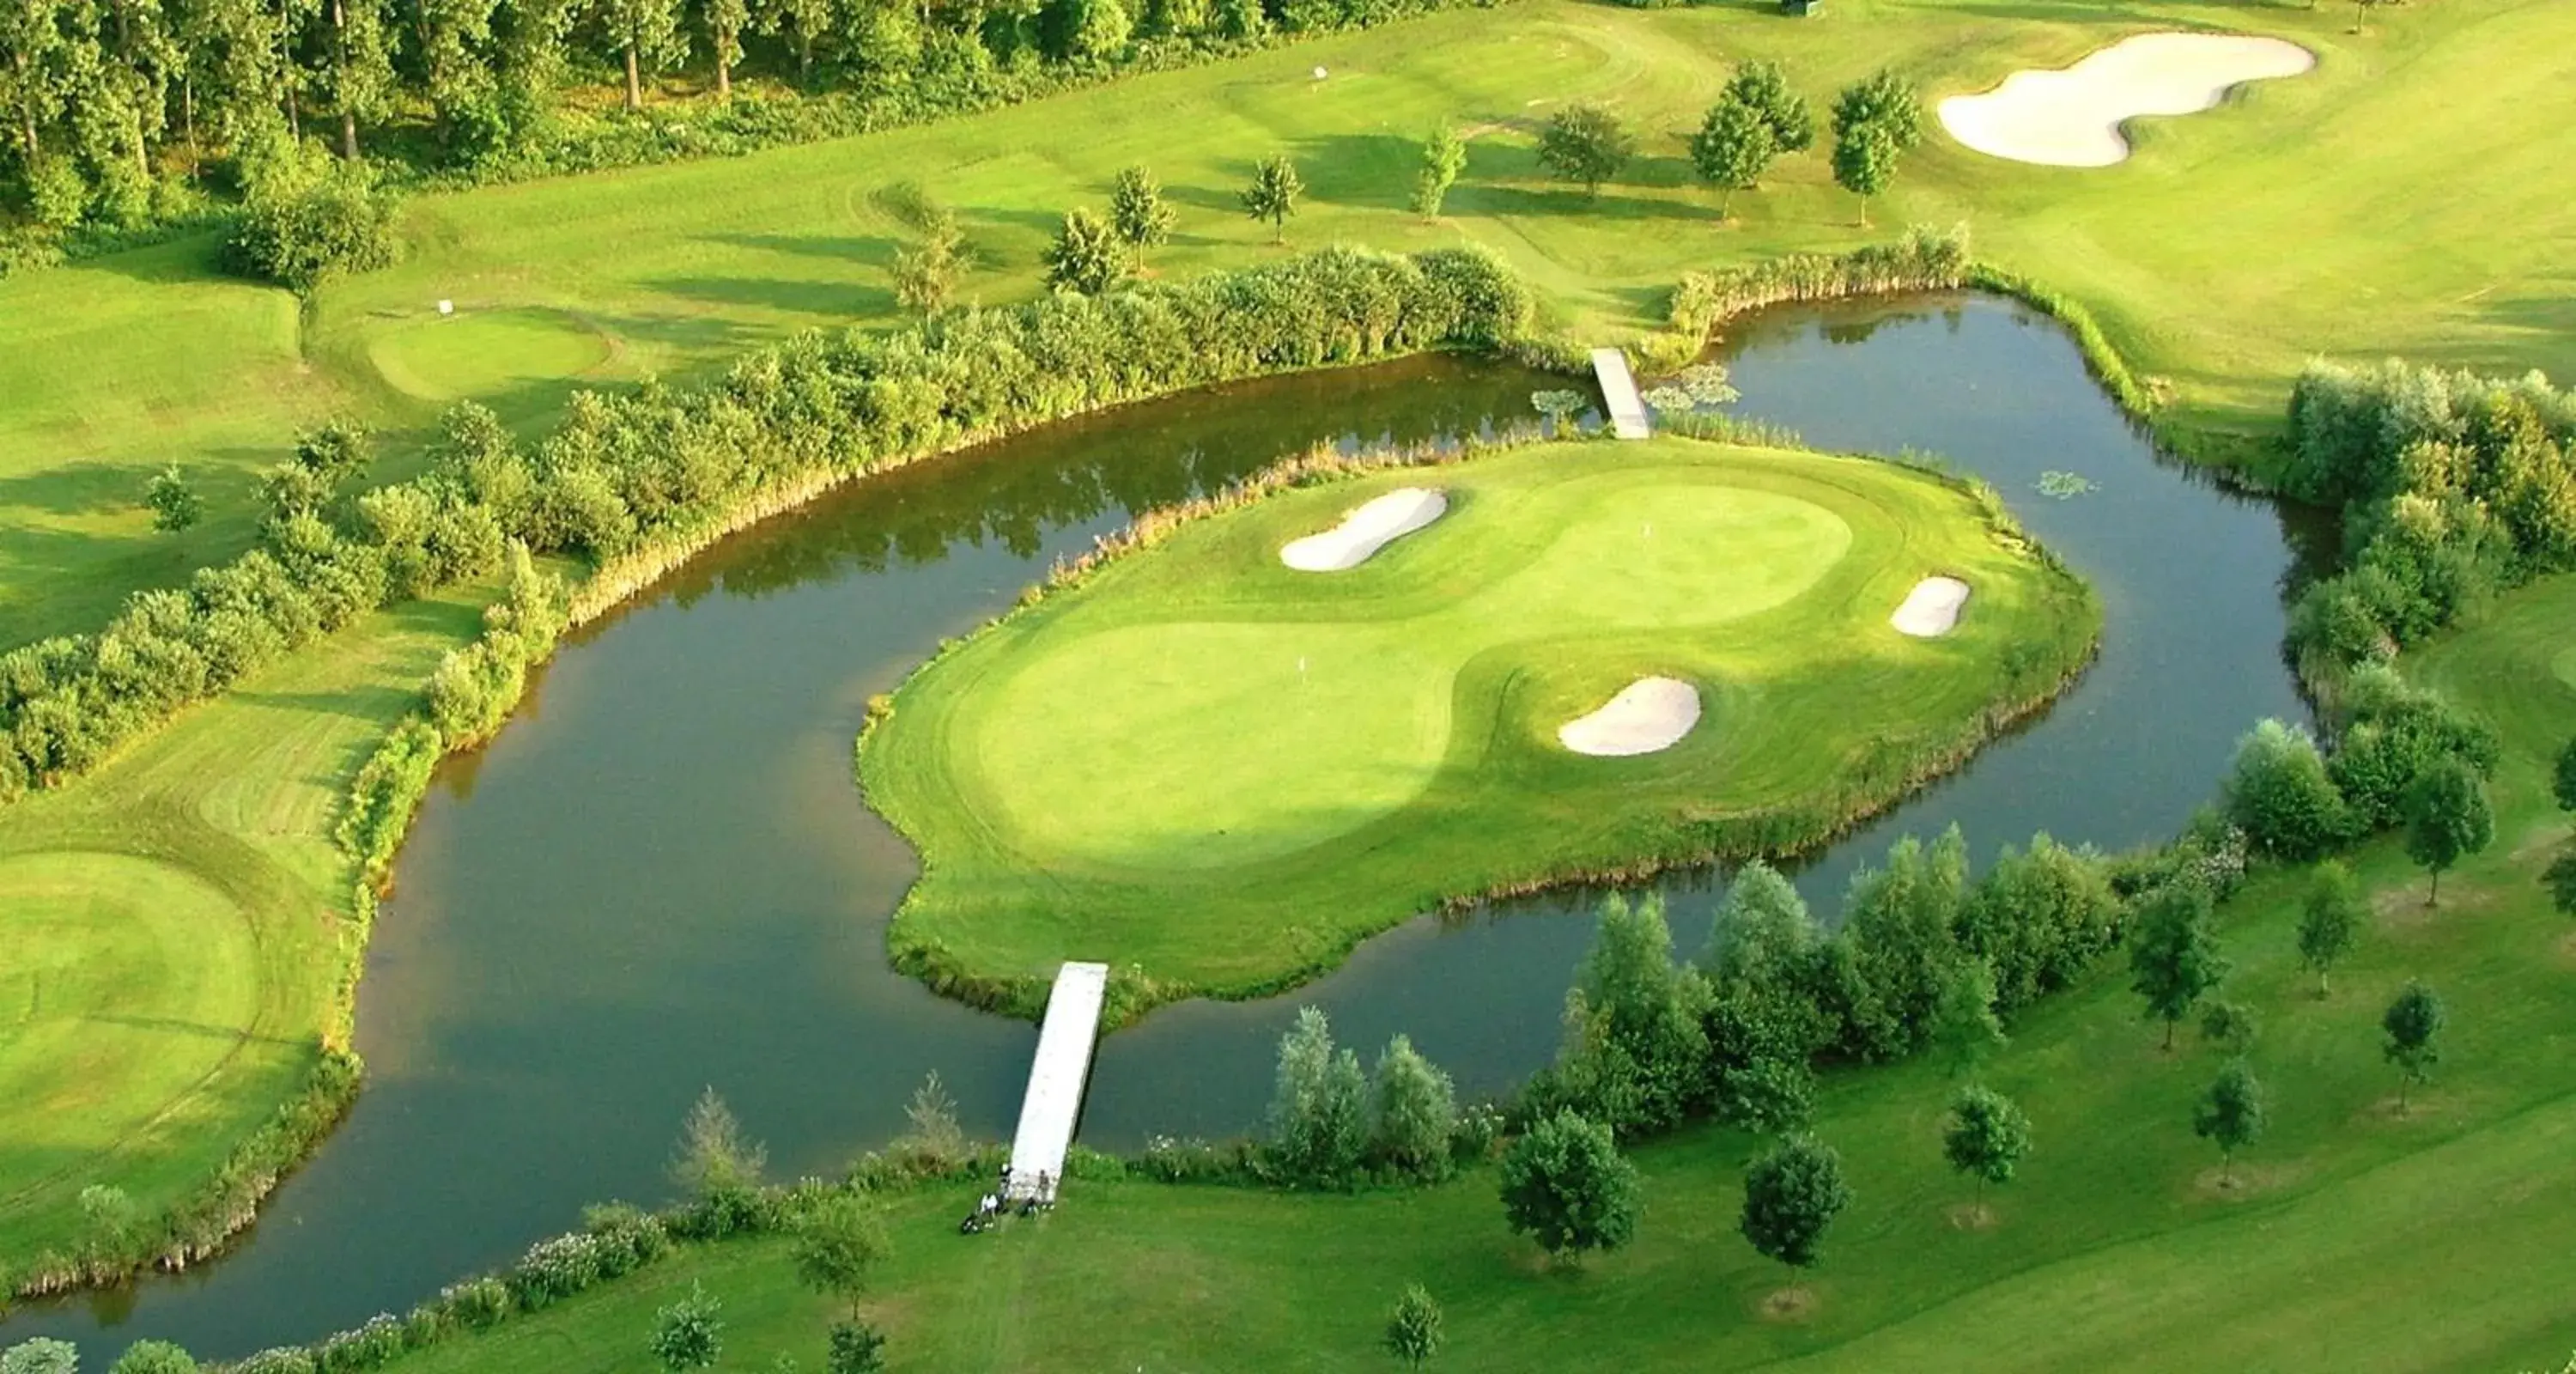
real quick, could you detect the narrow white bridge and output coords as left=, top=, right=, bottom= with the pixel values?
left=1590, top=347, right=1652, bottom=440
left=1003, top=961, right=1109, bottom=1200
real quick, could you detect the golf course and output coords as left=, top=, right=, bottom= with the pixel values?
left=863, top=439, right=2094, bottom=1006
left=0, top=0, right=2572, bottom=1368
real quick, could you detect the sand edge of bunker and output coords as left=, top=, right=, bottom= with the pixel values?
left=1938, top=32, right=2318, bottom=168
left=1559, top=676, right=1701, bottom=757
left=1280, top=486, right=1449, bottom=572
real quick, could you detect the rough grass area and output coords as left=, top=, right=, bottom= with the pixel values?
left=333, top=577, right=2576, bottom=1374
left=861, top=438, right=2095, bottom=1006
left=0, top=590, right=485, bottom=1269
left=3, top=0, right=2569, bottom=646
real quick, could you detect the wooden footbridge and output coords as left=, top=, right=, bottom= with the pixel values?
left=1002, top=961, right=1110, bottom=1201
left=1590, top=347, right=1652, bottom=440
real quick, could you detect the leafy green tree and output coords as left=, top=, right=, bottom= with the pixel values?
left=671, top=1085, right=766, bottom=1201
left=1238, top=152, right=1301, bottom=242
left=1042, top=205, right=1127, bottom=295
left=1370, top=1033, right=1459, bottom=1182
left=2298, top=860, right=2366, bottom=996
left=2554, top=736, right=2576, bottom=819
left=706, top=0, right=749, bottom=97
left=321, top=0, right=394, bottom=157
left=753, top=0, right=834, bottom=82
left=1832, top=67, right=1923, bottom=149
left=1722, top=58, right=1812, bottom=153
left=2224, top=719, right=2350, bottom=860
left=1931, top=958, right=2007, bottom=1078
left=1536, top=101, right=1633, bottom=198
left=1941, top=1084, right=2031, bottom=1207
left=824, top=1320, right=887, bottom=1374
left=1, top=1339, right=79, bottom=1374
left=2403, top=756, right=2494, bottom=906
left=2128, top=883, right=2229, bottom=1050
left=1739, top=1134, right=1851, bottom=1274
left=2380, top=979, right=2445, bottom=1111
left=1956, top=832, right=2119, bottom=1011
left=1107, top=164, right=1174, bottom=261
left=598, top=0, right=686, bottom=109
left=1410, top=123, right=1466, bottom=216
left=1498, top=1108, right=1640, bottom=1262
left=145, top=464, right=203, bottom=532
left=110, top=1341, right=202, bottom=1374
left=2547, top=848, right=2576, bottom=918
left=2197, top=998, right=2259, bottom=1055
left=1382, top=1283, right=1443, bottom=1369
left=1689, top=97, right=1772, bottom=219
left=891, top=204, right=966, bottom=315
left=1267, top=1006, right=1367, bottom=1186
left=1552, top=891, right=1709, bottom=1135
left=793, top=1193, right=890, bottom=1321
left=2192, top=1061, right=2266, bottom=1187
left=295, top=416, right=373, bottom=480
left=1836, top=827, right=1966, bottom=1061
left=650, top=1282, right=723, bottom=1371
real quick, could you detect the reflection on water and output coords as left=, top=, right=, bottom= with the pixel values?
left=6, top=299, right=2315, bottom=1362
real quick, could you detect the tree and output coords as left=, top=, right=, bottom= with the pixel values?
left=793, top=1193, right=890, bottom=1321
left=1835, top=827, right=1966, bottom=1062
left=1931, top=958, right=2007, bottom=1079
left=2192, top=1061, right=2266, bottom=1187
left=2350, top=0, right=2391, bottom=34
left=1107, top=164, right=1173, bottom=262
left=1, top=1341, right=79, bottom=1374
left=321, top=0, right=393, bottom=158
left=891, top=204, right=965, bottom=316
left=2223, top=719, right=2349, bottom=860
left=110, top=1341, right=202, bottom=1374
left=824, top=1320, right=887, bottom=1374
left=707, top=0, right=749, bottom=98
left=1267, top=1006, right=1366, bottom=1187
left=1832, top=68, right=1923, bottom=150
left=753, top=0, right=833, bottom=83
left=1497, top=1108, right=1640, bottom=1262
left=1535, top=101, right=1633, bottom=198
left=1370, top=1034, right=1459, bottom=1182
left=145, top=464, right=203, bottom=532
left=1552, top=891, right=1709, bottom=1135
left=671, top=1085, right=767, bottom=1201
left=1238, top=153, right=1301, bottom=242
left=2197, top=998, right=2259, bottom=1055
left=1722, top=58, right=1813, bottom=153
left=2403, top=756, right=2494, bottom=906
left=1829, top=118, right=1896, bottom=227
left=1042, top=205, right=1127, bottom=295
left=2298, top=860, right=2366, bottom=996
left=2380, top=980, right=2445, bottom=1112
left=2555, top=736, right=2576, bottom=819
left=1739, top=1134, right=1851, bottom=1274
left=1689, top=97, right=1772, bottom=219
left=650, top=1282, right=723, bottom=1371
left=1382, top=1284, right=1443, bottom=1369
left=1410, top=123, right=1466, bottom=216
left=597, top=0, right=685, bottom=110
left=1941, top=1084, right=2031, bottom=1207
left=2548, top=848, right=2576, bottom=918
left=2128, top=883, right=2229, bottom=1050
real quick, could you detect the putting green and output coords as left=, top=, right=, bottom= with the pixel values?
left=365, top=306, right=615, bottom=402
left=862, top=438, right=2099, bottom=1005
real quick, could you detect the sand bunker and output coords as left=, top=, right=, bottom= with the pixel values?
left=1892, top=576, right=1971, bottom=637
left=1279, top=488, right=1449, bottom=572
left=1558, top=677, right=1700, bottom=757
left=1938, top=33, right=2315, bottom=167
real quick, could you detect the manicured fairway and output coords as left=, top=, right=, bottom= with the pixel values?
left=863, top=438, right=2095, bottom=1000
left=302, top=576, right=2576, bottom=1374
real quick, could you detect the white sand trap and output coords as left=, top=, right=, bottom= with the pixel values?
left=1279, top=488, right=1448, bottom=572
left=1558, top=677, right=1701, bottom=757
left=1892, top=576, right=1972, bottom=637
left=1938, top=33, right=2315, bottom=167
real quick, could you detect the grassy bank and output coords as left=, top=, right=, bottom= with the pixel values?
left=5, top=0, right=2570, bottom=647
left=270, top=574, right=2576, bottom=1374
left=862, top=435, right=2096, bottom=1012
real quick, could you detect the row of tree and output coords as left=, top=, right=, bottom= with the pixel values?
left=0, top=0, right=1479, bottom=240
left=0, top=243, right=1532, bottom=799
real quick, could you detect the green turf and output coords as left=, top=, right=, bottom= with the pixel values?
left=350, top=575, right=2576, bottom=1374
left=862, top=439, right=2093, bottom=998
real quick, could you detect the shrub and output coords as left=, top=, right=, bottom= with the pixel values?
left=223, top=169, right=399, bottom=293
left=111, top=1343, right=201, bottom=1374
left=2221, top=720, right=2351, bottom=860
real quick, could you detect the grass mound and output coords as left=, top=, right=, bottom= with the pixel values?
left=861, top=438, right=2098, bottom=1010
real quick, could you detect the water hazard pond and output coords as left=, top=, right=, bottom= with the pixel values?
left=9, top=294, right=2318, bottom=1359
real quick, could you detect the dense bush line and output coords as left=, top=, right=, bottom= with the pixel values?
left=0, top=244, right=1529, bottom=803
left=1653, top=222, right=1969, bottom=370
left=0, top=0, right=1505, bottom=277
